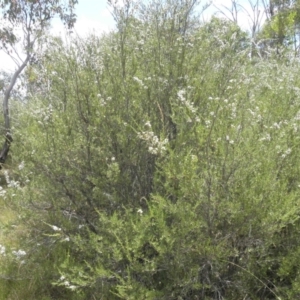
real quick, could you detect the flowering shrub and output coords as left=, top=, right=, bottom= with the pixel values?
left=3, top=0, right=300, bottom=299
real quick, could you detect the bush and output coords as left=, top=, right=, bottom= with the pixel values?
left=2, top=0, right=300, bottom=299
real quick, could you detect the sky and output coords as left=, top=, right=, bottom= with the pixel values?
left=0, top=0, right=266, bottom=73
left=51, top=0, right=114, bottom=37
left=64, top=0, right=262, bottom=36
left=0, top=0, right=114, bottom=73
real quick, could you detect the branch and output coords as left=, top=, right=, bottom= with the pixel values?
left=213, top=0, right=240, bottom=24
left=3, top=54, right=30, bottom=131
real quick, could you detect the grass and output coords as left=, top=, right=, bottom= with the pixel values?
left=0, top=192, right=34, bottom=300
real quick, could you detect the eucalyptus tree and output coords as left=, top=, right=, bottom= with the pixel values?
left=0, top=0, right=78, bottom=167
left=260, top=0, right=300, bottom=52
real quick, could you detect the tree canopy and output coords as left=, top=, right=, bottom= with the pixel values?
left=0, top=0, right=77, bottom=168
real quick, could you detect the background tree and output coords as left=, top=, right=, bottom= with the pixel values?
left=0, top=0, right=78, bottom=167
left=260, top=0, right=300, bottom=53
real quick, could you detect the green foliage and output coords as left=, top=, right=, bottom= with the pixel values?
left=259, top=0, right=300, bottom=51
left=3, top=0, right=300, bottom=299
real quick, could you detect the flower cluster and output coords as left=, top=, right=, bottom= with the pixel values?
left=97, top=93, right=112, bottom=106
left=59, top=276, right=77, bottom=291
left=50, top=225, right=61, bottom=232
left=12, top=249, right=26, bottom=259
left=0, top=244, right=5, bottom=255
left=42, top=104, right=53, bottom=122
left=4, top=171, right=20, bottom=189
left=18, top=161, right=25, bottom=171
left=138, top=122, right=168, bottom=155
left=281, top=148, right=292, bottom=159
left=177, top=89, right=197, bottom=114
left=35, top=104, right=53, bottom=124
left=133, top=76, right=148, bottom=89
left=0, top=186, right=6, bottom=198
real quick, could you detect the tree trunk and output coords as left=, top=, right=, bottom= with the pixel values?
left=0, top=55, right=30, bottom=167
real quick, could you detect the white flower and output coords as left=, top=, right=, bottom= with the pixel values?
left=294, top=111, right=300, bottom=121
left=12, top=249, right=26, bottom=259
left=248, top=109, right=255, bottom=116
left=0, top=244, right=5, bottom=255
left=18, top=161, right=25, bottom=170
left=51, top=225, right=61, bottom=231
left=137, top=208, right=143, bottom=214
left=148, top=147, right=158, bottom=155
left=282, top=148, right=292, bottom=158
left=138, top=130, right=168, bottom=155
left=162, top=138, right=168, bottom=145
left=177, top=90, right=186, bottom=102
left=133, top=76, right=143, bottom=86
left=259, top=133, right=271, bottom=142
left=145, top=121, right=151, bottom=128
left=0, top=186, right=6, bottom=197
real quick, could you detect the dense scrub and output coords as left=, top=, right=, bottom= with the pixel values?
left=1, top=0, right=300, bottom=299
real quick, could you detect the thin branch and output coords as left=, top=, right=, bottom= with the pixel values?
left=213, top=0, right=240, bottom=24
